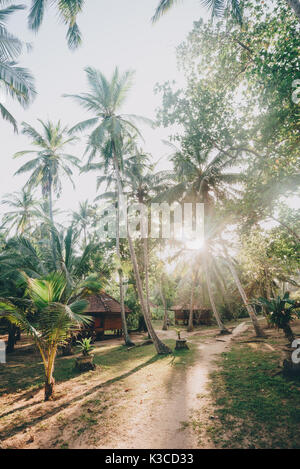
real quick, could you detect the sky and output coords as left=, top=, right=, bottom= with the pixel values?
left=1, top=0, right=208, bottom=218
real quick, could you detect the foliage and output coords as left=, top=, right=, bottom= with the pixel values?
left=255, top=292, right=300, bottom=330
left=28, top=0, right=84, bottom=50
left=77, top=337, right=94, bottom=356
left=0, top=0, right=35, bottom=130
left=0, top=271, right=91, bottom=399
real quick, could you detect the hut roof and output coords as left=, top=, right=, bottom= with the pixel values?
left=85, top=293, right=131, bottom=314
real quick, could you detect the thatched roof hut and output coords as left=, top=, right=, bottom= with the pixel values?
left=85, top=293, right=131, bottom=338
left=171, top=304, right=212, bottom=325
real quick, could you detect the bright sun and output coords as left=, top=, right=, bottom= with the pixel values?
left=184, top=237, right=205, bottom=251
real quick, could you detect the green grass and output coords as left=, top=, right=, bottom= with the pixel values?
left=0, top=338, right=197, bottom=396
left=200, top=345, right=300, bottom=448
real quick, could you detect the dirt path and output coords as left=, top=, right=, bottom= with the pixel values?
left=97, top=322, right=248, bottom=449
left=1, top=323, right=249, bottom=449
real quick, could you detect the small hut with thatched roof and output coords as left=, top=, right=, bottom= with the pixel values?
left=85, top=293, right=131, bottom=339
left=171, top=304, right=212, bottom=326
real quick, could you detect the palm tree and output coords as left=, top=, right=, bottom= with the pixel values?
left=152, top=0, right=300, bottom=23
left=123, top=151, right=174, bottom=327
left=172, top=245, right=230, bottom=333
left=28, top=0, right=84, bottom=49
left=81, top=140, right=136, bottom=347
left=0, top=272, right=91, bottom=400
left=155, top=144, right=242, bottom=333
left=14, top=120, right=80, bottom=267
left=66, top=67, right=171, bottom=354
left=152, top=0, right=243, bottom=24
left=221, top=242, right=265, bottom=337
left=1, top=189, right=40, bottom=235
left=158, top=143, right=241, bottom=215
left=93, top=146, right=174, bottom=342
left=0, top=1, right=35, bottom=130
left=72, top=200, right=94, bottom=247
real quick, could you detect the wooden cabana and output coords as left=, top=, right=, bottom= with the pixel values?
left=85, top=293, right=131, bottom=339
left=171, top=304, right=212, bottom=326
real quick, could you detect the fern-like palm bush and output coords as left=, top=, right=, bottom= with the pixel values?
left=256, top=293, right=300, bottom=343
left=77, top=337, right=94, bottom=356
left=0, top=272, right=91, bottom=400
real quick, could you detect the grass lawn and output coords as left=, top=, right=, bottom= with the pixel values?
left=192, top=323, right=300, bottom=449
left=0, top=337, right=196, bottom=397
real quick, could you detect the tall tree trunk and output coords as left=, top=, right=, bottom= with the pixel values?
left=212, top=262, right=236, bottom=319
left=113, top=152, right=134, bottom=347
left=285, top=0, right=300, bottom=21
left=204, top=261, right=230, bottom=334
left=127, top=232, right=171, bottom=354
left=113, top=150, right=171, bottom=354
left=84, top=225, right=87, bottom=248
left=224, top=254, right=266, bottom=338
left=48, top=176, right=57, bottom=269
left=143, top=237, right=151, bottom=320
left=187, top=274, right=197, bottom=332
left=160, top=275, right=168, bottom=330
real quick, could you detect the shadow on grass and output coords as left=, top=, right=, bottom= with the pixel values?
left=0, top=343, right=174, bottom=440
left=1, top=339, right=175, bottom=397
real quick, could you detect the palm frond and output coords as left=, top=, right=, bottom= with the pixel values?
left=152, top=0, right=181, bottom=23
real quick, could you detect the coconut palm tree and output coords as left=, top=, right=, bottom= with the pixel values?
left=66, top=67, right=171, bottom=354
left=71, top=200, right=94, bottom=247
left=28, top=0, right=84, bottom=49
left=221, top=242, right=266, bottom=337
left=157, top=143, right=241, bottom=215
left=172, top=244, right=230, bottom=333
left=152, top=0, right=300, bottom=23
left=92, top=145, right=174, bottom=340
left=80, top=140, right=137, bottom=347
left=155, top=144, right=242, bottom=333
left=1, top=189, right=41, bottom=235
left=0, top=272, right=91, bottom=400
left=14, top=120, right=80, bottom=267
left=0, top=1, right=35, bottom=130
left=122, top=151, right=175, bottom=325
left=152, top=0, right=243, bottom=23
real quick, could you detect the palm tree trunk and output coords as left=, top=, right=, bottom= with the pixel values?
left=48, top=175, right=57, bottom=269
left=187, top=274, right=197, bottom=332
left=113, top=155, right=134, bottom=347
left=44, top=347, right=57, bottom=401
left=213, top=262, right=235, bottom=319
left=143, top=237, right=151, bottom=319
left=112, top=150, right=171, bottom=354
left=225, top=254, right=265, bottom=338
left=204, top=261, right=230, bottom=334
left=160, top=275, right=168, bottom=330
left=285, top=0, right=300, bottom=21
left=127, top=232, right=171, bottom=354
left=84, top=226, right=87, bottom=247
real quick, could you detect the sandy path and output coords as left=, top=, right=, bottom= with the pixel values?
left=98, top=322, right=248, bottom=449
left=0, top=323, right=248, bottom=449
